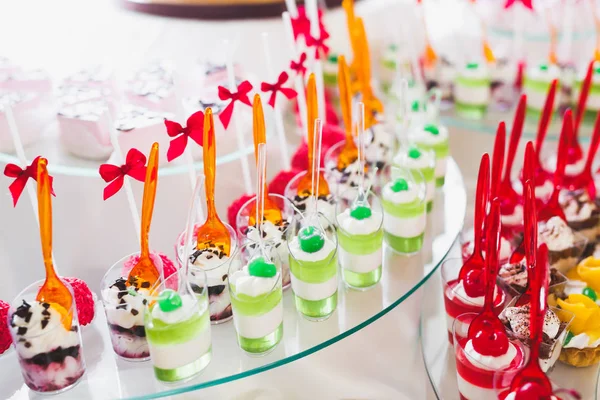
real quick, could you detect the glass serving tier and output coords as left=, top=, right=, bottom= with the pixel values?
left=420, top=244, right=600, bottom=400
left=0, top=159, right=466, bottom=399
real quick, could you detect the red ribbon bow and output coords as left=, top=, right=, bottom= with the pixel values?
left=504, top=0, right=533, bottom=10
left=260, top=72, right=298, bottom=108
left=164, top=111, right=204, bottom=162
left=217, top=80, right=253, bottom=129
left=291, top=7, right=327, bottom=41
left=290, top=53, right=308, bottom=78
left=306, top=31, right=330, bottom=59
left=99, top=148, right=147, bottom=200
left=3, top=156, right=54, bottom=207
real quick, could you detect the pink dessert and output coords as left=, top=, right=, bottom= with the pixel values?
left=63, top=277, right=96, bottom=327
left=0, top=300, right=11, bottom=354
left=125, top=61, right=176, bottom=112
left=58, top=100, right=113, bottom=160
left=0, top=69, right=52, bottom=93
left=62, top=66, right=115, bottom=91
left=121, top=252, right=178, bottom=286
left=115, top=105, right=173, bottom=162
left=0, top=91, right=52, bottom=152
left=56, top=84, right=115, bottom=113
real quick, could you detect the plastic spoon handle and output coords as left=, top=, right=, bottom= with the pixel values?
left=491, top=122, right=506, bottom=199
left=585, top=111, right=600, bottom=174
left=535, top=80, right=558, bottom=166
left=522, top=179, right=537, bottom=304
left=473, top=153, right=491, bottom=255
left=555, top=110, right=572, bottom=188
left=140, top=143, right=159, bottom=259
left=503, top=95, right=527, bottom=183
left=204, top=109, right=218, bottom=220
left=307, top=73, right=319, bottom=175
left=339, top=55, right=353, bottom=141
left=574, top=61, right=594, bottom=138
left=252, top=94, right=267, bottom=163
left=483, top=198, right=501, bottom=313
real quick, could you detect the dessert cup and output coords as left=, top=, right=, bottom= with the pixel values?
left=365, top=119, right=395, bottom=170
left=410, top=123, right=449, bottom=187
left=500, top=300, right=573, bottom=373
left=284, top=168, right=337, bottom=227
left=335, top=188, right=384, bottom=290
left=0, top=91, right=51, bottom=153
left=58, top=100, right=113, bottom=160
left=322, top=53, right=339, bottom=88
left=228, top=243, right=284, bottom=355
left=392, top=145, right=435, bottom=212
left=9, top=280, right=86, bottom=394
left=523, top=63, right=561, bottom=119
left=236, top=193, right=293, bottom=290
left=323, top=140, right=377, bottom=200
left=461, top=226, right=513, bottom=265
left=101, top=252, right=163, bottom=361
left=453, top=313, right=527, bottom=400
left=498, top=260, right=567, bottom=299
left=538, top=217, right=588, bottom=274
left=176, top=223, right=238, bottom=324
left=287, top=214, right=339, bottom=321
left=381, top=166, right=427, bottom=254
left=559, top=189, right=600, bottom=243
left=145, top=269, right=212, bottom=383
left=441, top=258, right=507, bottom=344
left=453, top=62, right=491, bottom=120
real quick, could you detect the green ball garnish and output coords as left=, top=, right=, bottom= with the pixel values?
left=539, top=64, right=549, bottom=72
left=389, top=43, right=398, bottom=51
left=595, top=66, right=600, bottom=75
left=424, top=124, right=439, bottom=135
left=158, top=289, right=182, bottom=313
left=408, top=147, right=422, bottom=159
left=298, top=225, right=325, bottom=253
left=564, top=331, right=574, bottom=346
left=328, top=54, right=338, bottom=63
left=391, top=178, right=409, bottom=192
left=583, top=287, right=598, bottom=302
left=248, top=256, right=277, bottom=278
left=466, top=62, right=479, bottom=70
left=411, top=100, right=420, bottom=112
left=350, top=205, right=372, bottom=220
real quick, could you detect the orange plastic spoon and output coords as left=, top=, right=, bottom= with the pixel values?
left=355, top=18, right=384, bottom=123
left=35, top=158, right=73, bottom=330
left=298, top=74, right=330, bottom=198
left=250, top=94, right=282, bottom=225
left=195, top=109, right=232, bottom=256
left=128, top=143, right=161, bottom=288
left=337, top=55, right=358, bottom=171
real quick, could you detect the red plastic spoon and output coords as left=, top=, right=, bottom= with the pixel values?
left=492, top=122, right=506, bottom=200
left=507, top=243, right=553, bottom=399
left=458, top=154, right=490, bottom=295
left=537, top=110, right=571, bottom=223
left=516, top=180, right=538, bottom=307
left=534, top=79, right=557, bottom=180
left=571, top=61, right=595, bottom=164
left=568, top=111, right=600, bottom=197
left=467, top=198, right=509, bottom=358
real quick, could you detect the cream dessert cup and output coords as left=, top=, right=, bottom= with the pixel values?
left=236, top=193, right=293, bottom=290
left=145, top=270, right=212, bottom=382
left=453, top=313, right=526, bottom=400
left=101, top=252, right=162, bottom=361
left=284, top=169, right=337, bottom=227
left=381, top=167, right=427, bottom=254
left=572, top=61, right=600, bottom=125
left=524, top=63, right=561, bottom=119
left=538, top=217, right=588, bottom=274
left=411, top=123, right=450, bottom=187
left=392, top=145, right=435, bottom=212
left=335, top=188, right=384, bottom=290
left=287, top=215, right=339, bottom=321
left=9, top=280, right=86, bottom=394
left=228, top=243, right=284, bottom=355
left=454, top=62, right=491, bottom=120
left=176, top=223, right=238, bottom=324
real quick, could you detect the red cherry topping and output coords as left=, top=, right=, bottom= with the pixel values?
left=463, top=269, right=485, bottom=298
left=471, top=323, right=509, bottom=357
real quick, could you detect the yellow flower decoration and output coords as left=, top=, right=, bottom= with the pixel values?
left=557, top=294, right=600, bottom=343
left=576, top=256, right=600, bottom=293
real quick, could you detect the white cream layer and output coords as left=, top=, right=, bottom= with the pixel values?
left=383, top=212, right=426, bottom=238
left=291, top=273, right=338, bottom=301
left=464, top=340, right=518, bottom=370
left=149, top=327, right=211, bottom=370
left=337, top=208, right=382, bottom=236
left=457, top=374, right=497, bottom=400
left=455, top=85, right=490, bottom=105
left=564, top=333, right=600, bottom=349
left=339, top=247, right=382, bottom=273
left=233, top=302, right=283, bottom=339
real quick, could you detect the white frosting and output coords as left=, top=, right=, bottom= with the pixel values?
left=383, top=212, right=426, bottom=238
left=291, top=273, right=338, bottom=301
left=151, top=294, right=202, bottom=324
left=293, top=196, right=336, bottom=227
left=288, top=235, right=336, bottom=263
left=459, top=63, right=491, bottom=80
left=545, top=154, right=586, bottom=177
left=103, top=280, right=148, bottom=328
left=464, top=340, right=518, bottom=370
left=393, top=149, right=434, bottom=170
left=501, top=305, right=561, bottom=341
left=412, top=125, right=449, bottom=146
left=337, top=208, right=382, bottom=235
left=526, top=64, right=560, bottom=84
left=10, top=301, right=81, bottom=360
left=245, top=221, right=289, bottom=267
left=382, top=181, right=420, bottom=204
left=538, top=216, right=576, bottom=252
left=564, top=332, right=600, bottom=349
left=229, top=264, right=279, bottom=297
left=339, top=247, right=382, bottom=274
left=502, top=204, right=524, bottom=226
left=187, top=246, right=231, bottom=287
left=233, top=302, right=283, bottom=339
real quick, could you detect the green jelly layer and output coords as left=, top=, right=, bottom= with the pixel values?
left=294, top=292, right=338, bottom=320
left=146, top=308, right=210, bottom=346
left=342, top=265, right=382, bottom=289
left=289, top=250, right=338, bottom=284
left=337, top=228, right=383, bottom=255
left=385, top=232, right=424, bottom=254
left=436, top=176, right=445, bottom=187
left=454, top=101, right=487, bottom=120
left=230, top=286, right=282, bottom=317
left=415, top=141, right=449, bottom=160
left=237, top=323, right=283, bottom=354
left=153, top=349, right=212, bottom=382
left=382, top=59, right=396, bottom=71
left=524, top=78, right=557, bottom=93
left=456, top=77, right=490, bottom=88
left=410, top=166, right=435, bottom=182
left=382, top=198, right=425, bottom=219
left=323, top=72, right=338, bottom=87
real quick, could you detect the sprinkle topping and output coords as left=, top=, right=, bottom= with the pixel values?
left=298, top=225, right=325, bottom=253
left=157, top=289, right=182, bottom=313
left=248, top=256, right=277, bottom=278
left=391, top=178, right=409, bottom=192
